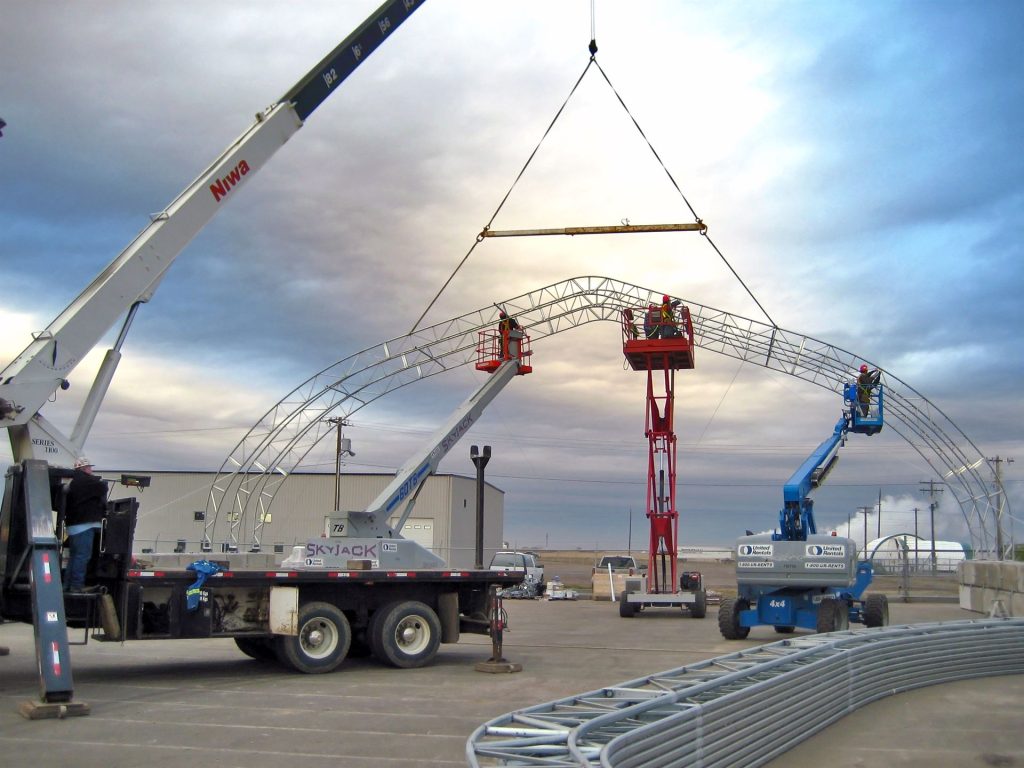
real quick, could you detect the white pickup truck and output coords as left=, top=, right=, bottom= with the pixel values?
left=593, top=555, right=647, bottom=576
left=489, top=551, right=545, bottom=595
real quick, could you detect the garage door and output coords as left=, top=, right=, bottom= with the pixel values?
left=389, top=516, right=435, bottom=551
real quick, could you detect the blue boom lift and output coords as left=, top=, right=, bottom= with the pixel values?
left=719, top=373, right=890, bottom=638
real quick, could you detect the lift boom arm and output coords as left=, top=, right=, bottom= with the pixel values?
left=0, top=0, right=426, bottom=464
left=343, top=353, right=524, bottom=539
left=776, top=382, right=884, bottom=541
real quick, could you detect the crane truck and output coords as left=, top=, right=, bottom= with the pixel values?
left=0, top=0, right=540, bottom=713
left=718, top=376, right=890, bottom=638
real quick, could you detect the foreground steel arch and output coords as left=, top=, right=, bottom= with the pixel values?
left=203, top=276, right=1010, bottom=558
left=467, top=618, right=1024, bottom=767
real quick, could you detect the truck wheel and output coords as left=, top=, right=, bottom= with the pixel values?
left=234, top=636, right=277, bottom=661
left=276, top=601, right=351, bottom=674
left=689, top=590, right=707, bottom=619
left=718, top=597, right=750, bottom=640
left=618, top=591, right=637, bottom=618
left=864, top=593, right=889, bottom=627
left=816, top=598, right=849, bottom=633
left=370, top=601, right=441, bottom=668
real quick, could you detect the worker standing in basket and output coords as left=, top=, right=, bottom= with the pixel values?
left=659, top=294, right=682, bottom=339
left=64, top=457, right=108, bottom=593
left=498, top=309, right=520, bottom=359
left=857, top=364, right=876, bottom=417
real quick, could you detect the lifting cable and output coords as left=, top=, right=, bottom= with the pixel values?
left=410, top=8, right=779, bottom=342
left=588, top=55, right=777, bottom=331
left=408, top=56, right=597, bottom=335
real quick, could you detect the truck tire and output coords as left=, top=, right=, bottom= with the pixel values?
left=816, top=598, right=849, bottom=633
left=618, top=591, right=637, bottom=618
left=370, top=601, right=441, bottom=669
left=718, top=596, right=750, bottom=640
left=234, top=636, right=277, bottom=662
left=276, top=601, right=351, bottom=674
left=864, top=593, right=889, bottom=627
left=689, top=590, right=707, bottom=619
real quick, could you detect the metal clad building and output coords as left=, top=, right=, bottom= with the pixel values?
left=105, top=471, right=505, bottom=569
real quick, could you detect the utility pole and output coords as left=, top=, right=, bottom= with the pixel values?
left=877, top=489, right=882, bottom=539
left=912, top=507, right=919, bottom=571
left=324, top=417, right=352, bottom=512
left=627, top=506, right=633, bottom=556
left=987, top=456, right=1014, bottom=561
left=919, top=479, right=944, bottom=571
left=858, top=506, right=872, bottom=557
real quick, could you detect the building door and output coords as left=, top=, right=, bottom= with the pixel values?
left=389, top=517, right=435, bottom=551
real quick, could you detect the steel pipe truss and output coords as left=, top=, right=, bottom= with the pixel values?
left=204, top=276, right=1010, bottom=557
left=467, top=618, right=1024, bottom=767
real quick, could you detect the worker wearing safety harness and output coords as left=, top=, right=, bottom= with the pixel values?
left=498, top=310, right=520, bottom=359
left=857, top=364, right=877, bottom=417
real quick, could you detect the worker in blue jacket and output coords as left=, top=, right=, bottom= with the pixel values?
left=64, top=457, right=108, bottom=592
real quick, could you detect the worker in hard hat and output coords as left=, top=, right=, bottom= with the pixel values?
left=856, top=364, right=877, bottom=417
left=64, top=457, right=109, bottom=593
left=497, top=309, right=520, bottom=359
left=659, top=294, right=682, bottom=339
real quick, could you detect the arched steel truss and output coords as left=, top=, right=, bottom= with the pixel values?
left=203, top=276, right=1010, bottom=558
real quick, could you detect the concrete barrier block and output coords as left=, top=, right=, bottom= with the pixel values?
left=959, top=560, right=977, bottom=586
left=958, top=585, right=975, bottom=611
left=999, top=562, right=1022, bottom=592
left=1010, top=592, right=1024, bottom=617
left=977, top=562, right=999, bottom=586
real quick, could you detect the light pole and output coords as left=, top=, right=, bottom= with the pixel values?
left=471, top=445, right=491, bottom=570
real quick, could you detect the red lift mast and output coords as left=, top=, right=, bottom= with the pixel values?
left=619, top=300, right=705, bottom=617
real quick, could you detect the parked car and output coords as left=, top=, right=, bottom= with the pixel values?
left=593, top=555, right=646, bottom=576
left=489, top=551, right=545, bottom=595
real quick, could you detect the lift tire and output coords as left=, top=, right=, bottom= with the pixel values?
left=816, top=598, right=849, bottom=634
left=689, top=590, right=707, bottom=619
left=370, top=600, right=441, bottom=669
left=864, top=593, right=890, bottom=628
left=234, top=636, right=277, bottom=662
left=774, top=626, right=795, bottom=634
left=718, top=597, right=750, bottom=640
left=276, top=601, right=351, bottom=674
left=619, top=591, right=637, bottom=618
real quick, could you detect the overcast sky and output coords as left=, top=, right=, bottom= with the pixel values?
left=2, top=1, right=1022, bottom=551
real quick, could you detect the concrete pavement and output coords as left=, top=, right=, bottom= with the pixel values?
left=0, top=599, right=1020, bottom=767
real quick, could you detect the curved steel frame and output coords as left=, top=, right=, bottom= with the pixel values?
left=467, top=618, right=1024, bottom=767
left=202, top=276, right=1010, bottom=558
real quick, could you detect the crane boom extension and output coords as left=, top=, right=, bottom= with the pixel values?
left=0, top=0, right=426, bottom=465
